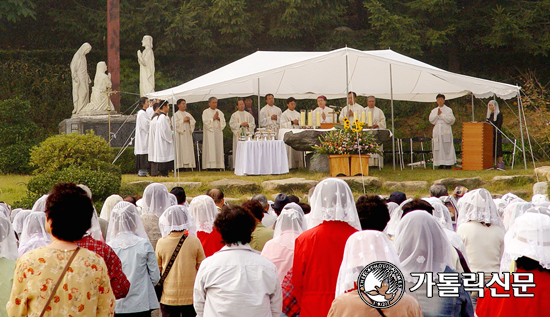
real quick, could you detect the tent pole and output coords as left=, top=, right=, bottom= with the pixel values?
left=517, top=89, right=527, bottom=169
left=518, top=90, right=537, bottom=171
left=171, top=101, right=179, bottom=181
left=257, top=78, right=261, bottom=125
left=390, top=64, right=395, bottom=170
left=471, top=93, right=474, bottom=122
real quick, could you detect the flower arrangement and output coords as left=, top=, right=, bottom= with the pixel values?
left=313, top=117, right=380, bottom=155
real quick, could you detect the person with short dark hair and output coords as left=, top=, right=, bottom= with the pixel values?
left=202, top=97, right=226, bottom=169
left=401, top=198, right=435, bottom=218
left=194, top=206, right=282, bottom=316
left=206, top=188, right=224, bottom=211
left=123, top=195, right=137, bottom=205
left=252, top=194, right=277, bottom=228
left=148, top=101, right=163, bottom=176
left=135, top=96, right=151, bottom=176
left=430, top=183, right=448, bottom=198
left=313, top=95, right=334, bottom=125
left=339, top=91, right=364, bottom=123
left=243, top=200, right=274, bottom=252
left=170, top=186, right=187, bottom=205
left=287, top=195, right=300, bottom=204
left=280, top=97, right=304, bottom=168
left=154, top=101, right=175, bottom=177
left=273, top=193, right=291, bottom=216
left=174, top=98, right=197, bottom=169
left=429, top=93, right=456, bottom=169
left=7, top=183, right=116, bottom=316
left=244, top=96, right=258, bottom=124
left=229, top=98, right=256, bottom=168
left=355, top=195, right=390, bottom=231
left=259, top=93, right=282, bottom=133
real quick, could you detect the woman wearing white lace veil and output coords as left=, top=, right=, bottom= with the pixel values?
left=0, top=205, right=10, bottom=220
left=477, top=212, right=550, bottom=316
left=188, top=195, right=223, bottom=257
left=0, top=214, right=18, bottom=314
left=261, top=202, right=307, bottom=283
left=100, top=194, right=123, bottom=221
left=158, top=205, right=196, bottom=238
left=141, top=183, right=171, bottom=250
left=423, top=197, right=467, bottom=258
left=329, top=230, right=422, bottom=317
left=457, top=188, right=505, bottom=306
left=293, top=178, right=360, bottom=317
left=531, top=194, right=548, bottom=206
left=18, top=212, right=51, bottom=257
left=12, top=209, right=32, bottom=241
left=395, top=210, right=473, bottom=317
left=31, top=194, right=48, bottom=212
left=106, top=201, right=160, bottom=315
left=168, top=193, right=178, bottom=207
left=502, top=201, right=532, bottom=230
left=386, top=198, right=413, bottom=238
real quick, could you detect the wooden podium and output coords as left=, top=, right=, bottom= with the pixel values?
left=462, top=122, right=494, bottom=170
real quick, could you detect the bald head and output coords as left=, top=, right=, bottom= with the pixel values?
left=206, top=188, right=225, bottom=208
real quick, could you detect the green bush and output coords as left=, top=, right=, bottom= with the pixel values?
left=111, top=147, right=135, bottom=174
left=0, top=99, right=42, bottom=174
left=25, top=166, right=121, bottom=203
left=29, top=131, right=114, bottom=174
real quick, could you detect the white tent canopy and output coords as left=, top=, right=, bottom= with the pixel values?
left=148, top=47, right=519, bottom=103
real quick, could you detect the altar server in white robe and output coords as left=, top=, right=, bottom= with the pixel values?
left=365, top=96, right=386, bottom=167
left=135, top=97, right=151, bottom=176
left=154, top=101, right=174, bottom=176
left=173, top=98, right=196, bottom=169
left=429, top=94, right=457, bottom=169
left=312, top=95, right=334, bottom=125
left=229, top=98, right=255, bottom=168
left=280, top=97, right=304, bottom=169
left=147, top=101, right=161, bottom=176
left=259, top=93, right=282, bottom=135
left=202, top=97, right=226, bottom=169
left=339, top=91, right=364, bottom=123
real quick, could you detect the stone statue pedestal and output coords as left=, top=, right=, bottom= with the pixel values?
left=59, top=114, right=136, bottom=148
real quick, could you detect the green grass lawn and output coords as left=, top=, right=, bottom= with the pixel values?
left=0, top=164, right=541, bottom=207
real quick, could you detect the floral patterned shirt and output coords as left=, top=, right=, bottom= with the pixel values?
left=7, top=247, right=115, bottom=317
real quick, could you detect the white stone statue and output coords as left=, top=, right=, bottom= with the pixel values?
left=80, top=61, right=115, bottom=115
left=70, top=43, right=92, bottom=115
left=137, top=35, right=155, bottom=97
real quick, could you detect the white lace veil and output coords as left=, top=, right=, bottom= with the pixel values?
left=189, top=195, right=218, bottom=233
left=307, top=178, right=361, bottom=230
left=531, top=194, right=548, bottom=206
left=394, top=210, right=453, bottom=283
left=492, top=198, right=506, bottom=217
left=159, top=205, right=197, bottom=238
left=500, top=212, right=550, bottom=272
left=32, top=195, right=48, bottom=212
left=12, top=210, right=32, bottom=237
left=143, top=183, right=172, bottom=217
left=0, top=214, right=18, bottom=261
left=503, top=202, right=533, bottom=230
left=501, top=193, right=524, bottom=206
left=169, top=193, right=178, bottom=206
left=0, top=205, right=10, bottom=219
left=385, top=198, right=413, bottom=237
left=18, top=211, right=51, bottom=257
left=100, top=194, right=123, bottom=220
left=10, top=208, right=21, bottom=222
left=106, top=201, right=149, bottom=249
left=272, top=203, right=307, bottom=250
left=486, top=100, right=500, bottom=119
left=386, top=202, right=399, bottom=218
left=457, top=188, right=504, bottom=229
left=136, top=198, right=146, bottom=215
left=423, top=197, right=454, bottom=231
left=335, top=230, right=401, bottom=297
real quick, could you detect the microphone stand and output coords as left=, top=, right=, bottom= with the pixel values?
left=485, top=119, right=522, bottom=171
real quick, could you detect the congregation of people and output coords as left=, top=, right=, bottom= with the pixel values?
left=135, top=92, right=392, bottom=176
left=1, top=177, right=550, bottom=317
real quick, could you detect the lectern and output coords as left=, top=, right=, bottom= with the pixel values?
left=462, top=122, right=494, bottom=170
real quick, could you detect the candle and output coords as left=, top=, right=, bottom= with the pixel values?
left=300, top=110, right=306, bottom=127
left=316, top=111, right=321, bottom=127
left=367, top=111, right=373, bottom=127
left=361, top=111, right=366, bottom=124
left=308, top=111, right=313, bottom=127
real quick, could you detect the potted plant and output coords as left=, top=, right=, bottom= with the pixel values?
left=313, top=117, right=380, bottom=177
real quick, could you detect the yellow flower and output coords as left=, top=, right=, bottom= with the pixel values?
left=344, top=124, right=350, bottom=130
left=351, top=128, right=358, bottom=133
left=343, top=117, right=350, bottom=124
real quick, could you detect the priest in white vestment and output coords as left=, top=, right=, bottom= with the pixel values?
left=339, top=91, right=364, bottom=123
left=173, top=99, right=196, bottom=169
left=429, top=94, right=457, bottom=169
left=312, top=95, right=334, bottom=125
left=147, top=102, right=161, bottom=176
left=154, top=101, right=174, bottom=176
left=259, top=93, right=282, bottom=135
left=280, top=97, right=304, bottom=169
left=134, top=97, right=151, bottom=176
left=229, top=99, right=256, bottom=168
left=202, top=97, right=226, bottom=169
left=365, top=96, right=387, bottom=168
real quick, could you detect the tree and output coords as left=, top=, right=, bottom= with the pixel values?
left=0, top=0, right=36, bottom=23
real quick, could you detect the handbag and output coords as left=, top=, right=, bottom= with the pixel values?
left=155, top=234, right=187, bottom=301
left=39, top=247, right=80, bottom=317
